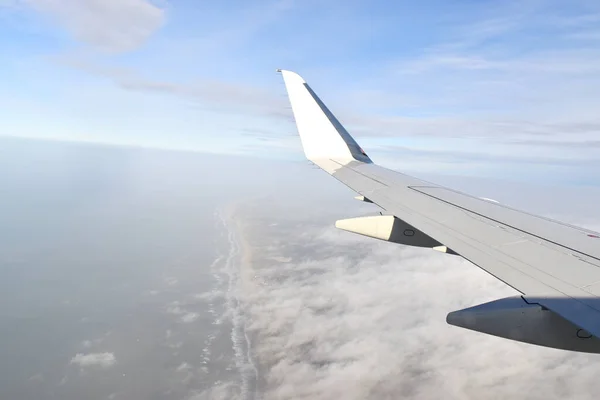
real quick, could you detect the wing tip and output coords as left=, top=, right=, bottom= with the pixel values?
left=277, top=69, right=306, bottom=83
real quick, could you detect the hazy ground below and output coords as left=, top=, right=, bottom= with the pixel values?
left=2, top=137, right=600, bottom=400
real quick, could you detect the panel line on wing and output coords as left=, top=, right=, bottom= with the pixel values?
left=408, top=186, right=600, bottom=263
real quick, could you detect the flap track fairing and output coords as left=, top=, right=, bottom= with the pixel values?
left=335, top=215, right=446, bottom=250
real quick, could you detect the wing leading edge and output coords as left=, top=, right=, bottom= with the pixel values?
left=278, top=69, right=600, bottom=353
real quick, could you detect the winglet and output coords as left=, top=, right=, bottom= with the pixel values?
left=278, top=70, right=371, bottom=172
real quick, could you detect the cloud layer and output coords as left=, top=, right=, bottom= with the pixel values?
left=237, top=203, right=600, bottom=400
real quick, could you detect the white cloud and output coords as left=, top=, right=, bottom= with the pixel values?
left=185, top=381, right=241, bottom=400
left=176, top=362, right=192, bottom=371
left=165, top=277, right=179, bottom=286
left=17, top=0, right=165, bottom=52
left=175, top=362, right=195, bottom=385
left=168, top=341, right=183, bottom=349
left=80, top=337, right=104, bottom=349
left=70, top=352, right=116, bottom=369
left=181, top=312, right=199, bottom=323
left=28, top=373, right=44, bottom=383
left=166, top=303, right=184, bottom=315
left=165, top=301, right=200, bottom=322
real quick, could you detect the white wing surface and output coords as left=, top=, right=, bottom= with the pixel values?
left=278, top=69, right=600, bottom=353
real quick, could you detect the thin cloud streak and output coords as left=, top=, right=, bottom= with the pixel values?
left=55, top=56, right=290, bottom=117
left=70, top=352, right=116, bottom=369
left=11, top=0, right=165, bottom=52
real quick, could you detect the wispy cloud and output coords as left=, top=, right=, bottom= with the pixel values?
left=375, top=144, right=600, bottom=167
left=70, top=352, right=116, bottom=369
left=166, top=300, right=202, bottom=323
left=185, top=381, right=241, bottom=400
left=180, top=312, right=199, bottom=323
left=506, top=138, right=600, bottom=149
left=10, top=0, right=165, bottom=52
left=55, top=55, right=289, bottom=117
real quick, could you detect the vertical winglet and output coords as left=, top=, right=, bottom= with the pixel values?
left=278, top=70, right=371, bottom=172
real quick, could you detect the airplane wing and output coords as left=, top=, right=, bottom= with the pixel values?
left=278, top=69, right=600, bottom=353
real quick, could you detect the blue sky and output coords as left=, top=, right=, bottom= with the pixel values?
left=1, top=0, right=600, bottom=183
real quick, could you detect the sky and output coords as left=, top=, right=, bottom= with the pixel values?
left=1, top=0, right=600, bottom=184
left=2, top=3, right=600, bottom=398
